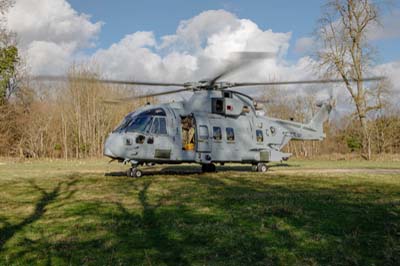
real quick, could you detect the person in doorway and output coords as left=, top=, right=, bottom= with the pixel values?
left=187, top=118, right=195, bottom=145
left=182, top=116, right=195, bottom=150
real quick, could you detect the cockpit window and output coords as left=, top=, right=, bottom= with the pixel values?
left=113, top=112, right=135, bottom=132
left=126, top=116, right=153, bottom=133
left=141, top=108, right=166, bottom=116
left=113, top=109, right=166, bottom=133
left=150, top=117, right=167, bottom=135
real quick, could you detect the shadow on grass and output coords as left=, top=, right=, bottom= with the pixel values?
left=1, top=173, right=399, bottom=265
left=105, top=162, right=299, bottom=177
left=0, top=177, right=78, bottom=251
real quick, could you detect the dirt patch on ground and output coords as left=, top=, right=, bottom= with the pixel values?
left=271, top=168, right=400, bottom=175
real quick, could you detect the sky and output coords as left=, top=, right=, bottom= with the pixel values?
left=66, top=0, right=400, bottom=63
left=4, top=0, right=400, bottom=100
left=66, top=0, right=326, bottom=61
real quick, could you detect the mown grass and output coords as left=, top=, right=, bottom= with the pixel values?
left=0, top=159, right=399, bottom=266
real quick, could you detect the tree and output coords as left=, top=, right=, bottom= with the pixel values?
left=0, top=45, right=18, bottom=104
left=0, top=0, right=18, bottom=105
left=316, top=0, right=387, bottom=160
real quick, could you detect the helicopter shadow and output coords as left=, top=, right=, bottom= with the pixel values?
left=104, top=163, right=300, bottom=177
left=105, top=167, right=203, bottom=177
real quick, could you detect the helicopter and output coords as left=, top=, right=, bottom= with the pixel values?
left=36, top=52, right=384, bottom=177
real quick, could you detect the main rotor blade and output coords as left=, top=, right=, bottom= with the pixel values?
left=33, top=75, right=185, bottom=87
left=230, top=76, right=386, bottom=87
left=209, top=52, right=275, bottom=84
left=104, top=87, right=193, bottom=103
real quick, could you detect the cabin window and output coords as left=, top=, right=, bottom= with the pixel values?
left=226, top=127, right=235, bottom=141
left=223, top=91, right=232, bottom=98
left=150, top=117, right=167, bottom=135
left=212, top=98, right=225, bottom=114
left=256, top=130, right=263, bottom=142
left=213, top=127, right=222, bottom=141
left=216, top=100, right=224, bottom=112
left=199, top=125, right=209, bottom=140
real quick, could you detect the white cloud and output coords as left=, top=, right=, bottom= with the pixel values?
left=374, top=61, right=400, bottom=92
left=24, top=41, right=73, bottom=75
left=5, top=4, right=309, bottom=83
left=294, top=37, right=314, bottom=54
left=6, top=0, right=102, bottom=75
left=92, top=9, right=297, bottom=84
left=159, top=10, right=240, bottom=52
left=367, top=9, right=400, bottom=41
left=93, top=32, right=182, bottom=81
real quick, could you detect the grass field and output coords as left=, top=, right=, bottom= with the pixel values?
left=0, top=159, right=399, bottom=266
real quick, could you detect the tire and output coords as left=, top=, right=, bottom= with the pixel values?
left=209, top=163, right=216, bottom=172
left=127, top=168, right=143, bottom=178
left=257, top=163, right=268, bottom=173
left=251, top=165, right=258, bottom=172
left=134, top=169, right=143, bottom=178
left=127, top=168, right=133, bottom=177
left=202, top=163, right=216, bottom=173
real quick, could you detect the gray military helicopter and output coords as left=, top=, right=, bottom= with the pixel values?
left=37, top=53, right=383, bottom=177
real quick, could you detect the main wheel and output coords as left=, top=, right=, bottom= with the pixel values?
left=127, top=168, right=133, bottom=177
left=133, top=169, right=143, bottom=178
left=257, top=163, right=268, bottom=173
left=127, top=168, right=143, bottom=178
left=201, top=163, right=216, bottom=173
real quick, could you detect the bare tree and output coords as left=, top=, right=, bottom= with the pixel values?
left=316, top=0, right=387, bottom=160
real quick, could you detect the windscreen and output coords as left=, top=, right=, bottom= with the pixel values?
left=113, top=108, right=167, bottom=134
left=125, top=116, right=153, bottom=133
left=113, top=112, right=135, bottom=132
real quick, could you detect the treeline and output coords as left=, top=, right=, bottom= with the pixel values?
left=0, top=68, right=152, bottom=158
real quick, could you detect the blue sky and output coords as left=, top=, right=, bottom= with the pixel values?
left=68, top=0, right=399, bottom=63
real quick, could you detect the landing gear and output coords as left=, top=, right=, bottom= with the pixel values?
left=252, top=163, right=268, bottom=172
left=201, top=163, right=216, bottom=173
left=127, top=167, right=143, bottom=178
left=257, top=163, right=268, bottom=172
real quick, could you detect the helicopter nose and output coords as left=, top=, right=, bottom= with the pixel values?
left=103, top=146, right=115, bottom=158
left=104, top=133, right=124, bottom=159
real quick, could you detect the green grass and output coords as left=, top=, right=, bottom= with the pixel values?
left=0, top=159, right=399, bottom=266
left=286, top=159, right=400, bottom=169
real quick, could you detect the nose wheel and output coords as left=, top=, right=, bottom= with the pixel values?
left=127, top=167, right=143, bottom=178
left=252, top=163, right=268, bottom=172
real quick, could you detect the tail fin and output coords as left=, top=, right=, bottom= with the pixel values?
left=308, top=102, right=332, bottom=132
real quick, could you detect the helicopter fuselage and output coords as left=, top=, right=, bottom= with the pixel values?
left=104, top=90, right=331, bottom=169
